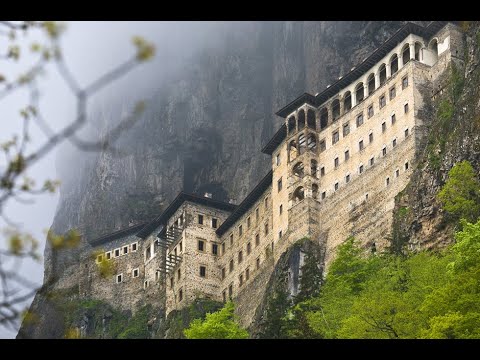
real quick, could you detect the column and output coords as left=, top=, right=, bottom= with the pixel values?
left=375, top=73, right=380, bottom=89
left=409, top=43, right=415, bottom=60
left=363, top=84, right=368, bottom=99
left=351, top=89, right=356, bottom=107
left=398, top=53, right=403, bottom=68
left=386, top=63, right=391, bottom=78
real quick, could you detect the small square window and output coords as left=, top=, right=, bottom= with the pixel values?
left=359, top=140, right=364, bottom=151
left=229, top=259, right=234, bottom=272
left=264, top=222, right=269, bottom=235
left=405, top=128, right=409, bottom=137
left=230, top=234, right=234, bottom=246
left=382, top=122, right=386, bottom=133
left=279, top=204, right=283, bottom=215
left=239, top=225, right=243, bottom=236
left=359, top=165, right=364, bottom=174
left=247, top=216, right=251, bottom=228
left=386, top=177, right=390, bottom=186
left=247, top=242, right=252, bottom=255
left=368, top=105, right=374, bottom=118
left=123, top=246, right=128, bottom=255
left=379, top=95, right=386, bottom=109
left=405, top=161, right=409, bottom=170
left=343, top=123, right=350, bottom=136
left=395, top=169, right=400, bottom=178
left=276, top=154, right=281, bottom=166
left=131, top=243, right=138, bottom=252
left=179, top=242, right=183, bottom=252
left=332, top=131, right=339, bottom=144
left=114, top=249, right=120, bottom=257
left=170, top=277, right=174, bottom=287
left=356, top=114, right=364, bottom=127
left=212, top=243, right=218, bottom=255
left=334, top=182, right=339, bottom=191
left=155, top=270, right=160, bottom=282
left=264, top=197, right=269, bottom=209
left=278, top=178, right=283, bottom=192
left=239, top=274, right=244, bottom=287
left=96, top=254, right=103, bottom=263
left=132, top=268, right=139, bottom=278
left=404, top=103, right=409, bottom=114
left=345, top=174, right=350, bottom=183
left=319, top=140, right=326, bottom=152
left=116, top=274, right=123, bottom=284
left=334, top=157, right=339, bottom=168
left=389, top=86, right=396, bottom=100
left=255, top=208, right=259, bottom=221
left=320, top=166, right=325, bottom=177
left=222, top=268, right=226, bottom=279
left=402, top=76, right=408, bottom=89
left=345, top=150, right=350, bottom=161
left=246, top=268, right=250, bottom=281
left=212, top=218, right=218, bottom=228
left=321, top=191, right=326, bottom=199
left=255, top=233, right=260, bottom=246
left=393, top=139, right=397, bottom=147
left=369, top=157, right=375, bottom=166
left=106, top=252, right=111, bottom=260
left=369, top=132, right=374, bottom=143
left=391, top=114, right=396, bottom=125
left=199, top=266, right=206, bottom=278
left=382, top=147, right=387, bottom=156
left=198, top=214, right=204, bottom=225
left=198, top=240, right=205, bottom=252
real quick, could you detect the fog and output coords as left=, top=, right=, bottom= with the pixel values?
left=0, top=21, right=235, bottom=338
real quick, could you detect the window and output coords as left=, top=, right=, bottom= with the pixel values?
left=404, top=103, right=409, bottom=113
left=155, top=270, right=160, bottom=282
left=334, top=157, right=339, bottom=168
left=396, top=169, right=400, bottom=178
left=106, top=251, right=111, bottom=260
left=368, top=105, right=374, bottom=118
left=96, top=254, right=103, bottom=263
left=366, top=193, right=369, bottom=200
left=239, top=225, right=243, bottom=236
left=212, top=218, right=218, bottom=228
left=255, top=233, right=260, bottom=246
left=255, top=208, right=259, bottom=221
left=132, top=268, right=139, bottom=278
left=264, top=197, right=269, bottom=209
left=228, top=284, right=233, bottom=299
left=369, top=132, right=374, bottom=143
left=319, top=140, right=326, bottom=152
left=123, top=246, right=128, bottom=255
left=278, top=178, right=283, bottom=192
left=321, top=191, right=326, bottom=199
left=256, top=257, right=260, bottom=270
left=391, top=114, right=396, bottom=125
left=334, top=182, right=339, bottom=191
left=229, top=259, right=234, bottom=272
left=212, top=243, right=218, bottom=255
left=199, top=266, right=206, bottom=278
left=179, top=289, right=183, bottom=302
left=247, top=216, right=251, bottom=228
left=402, top=76, right=408, bottom=89
left=279, top=204, right=283, bottom=215
left=239, top=274, right=244, bottom=287
left=379, top=95, right=386, bottom=109
left=145, top=280, right=150, bottom=289
left=389, top=86, right=396, bottom=100
left=221, top=242, right=225, bottom=254
left=320, top=166, right=325, bottom=177
left=332, top=131, right=339, bottom=144
left=393, top=138, right=397, bottom=147
left=230, top=233, right=234, bottom=246
left=115, top=248, right=120, bottom=257
left=343, top=123, right=350, bottom=136
left=356, top=114, right=364, bottom=127
left=405, top=161, right=409, bottom=170
left=276, top=154, right=280, bottom=166
left=178, top=268, right=181, bottom=280
left=264, top=222, right=269, bottom=235
left=246, top=268, right=250, bottom=281
left=382, top=122, right=386, bottom=133
left=405, top=128, right=409, bottom=137
left=359, top=140, right=364, bottom=151
left=345, top=174, right=350, bottom=183
left=386, top=177, right=390, bottom=186
left=344, top=150, right=350, bottom=161
left=247, top=242, right=252, bottom=255
left=131, top=243, right=137, bottom=252
left=170, top=277, right=174, bottom=287
left=222, top=268, right=226, bottom=279
left=359, top=165, right=364, bottom=174
left=179, top=241, right=182, bottom=252
left=198, top=240, right=205, bottom=252
left=279, top=230, right=282, bottom=239
left=223, top=291, right=227, bottom=303
left=382, top=147, right=387, bottom=156
left=198, top=214, right=204, bottom=225
left=116, top=274, right=123, bottom=284
left=369, top=157, right=375, bottom=166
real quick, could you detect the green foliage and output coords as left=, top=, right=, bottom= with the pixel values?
left=184, top=301, right=249, bottom=339
left=118, top=305, right=152, bottom=339
left=438, top=160, right=480, bottom=223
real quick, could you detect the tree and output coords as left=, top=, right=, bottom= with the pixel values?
left=183, top=301, right=249, bottom=339
left=0, top=21, right=155, bottom=331
left=438, top=160, right=480, bottom=223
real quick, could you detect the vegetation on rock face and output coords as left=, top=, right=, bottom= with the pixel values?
left=183, top=301, right=249, bottom=339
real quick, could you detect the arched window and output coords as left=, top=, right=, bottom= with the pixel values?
left=332, top=99, right=340, bottom=120
left=312, top=184, right=319, bottom=199
left=293, top=186, right=305, bottom=202
left=344, top=91, right=352, bottom=112
left=414, top=42, right=422, bottom=61
left=355, top=82, right=364, bottom=104
left=311, top=159, right=318, bottom=178
left=288, top=140, right=297, bottom=162
left=402, top=44, right=410, bottom=65
left=367, top=73, right=375, bottom=95
left=390, top=54, right=398, bottom=75
left=307, top=109, right=316, bottom=129
left=292, top=162, right=305, bottom=178
left=288, top=116, right=296, bottom=134
left=379, top=64, right=386, bottom=86
left=298, top=109, right=305, bottom=130
left=298, top=133, right=306, bottom=154
left=429, top=39, right=438, bottom=63
left=307, top=133, right=317, bottom=151
left=320, top=108, right=328, bottom=130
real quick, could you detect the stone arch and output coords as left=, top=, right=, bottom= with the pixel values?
left=343, top=91, right=352, bottom=112
left=402, top=43, right=411, bottom=65
left=320, top=107, right=328, bottom=130
left=292, top=162, right=305, bottom=178
left=307, top=133, right=317, bottom=151
left=378, top=63, right=387, bottom=86
left=298, top=109, right=305, bottom=130
left=390, top=54, right=398, bottom=75
left=311, top=159, right=318, bottom=178
left=367, top=73, right=375, bottom=95
left=292, top=186, right=305, bottom=202
left=288, top=139, right=297, bottom=162
left=312, top=183, right=319, bottom=199
left=307, top=109, right=316, bottom=129
left=288, top=116, right=296, bottom=134
left=332, top=99, right=340, bottom=120
left=355, top=82, right=365, bottom=104
left=298, top=132, right=306, bottom=154
left=429, top=38, right=438, bottom=62
left=414, top=42, right=422, bottom=61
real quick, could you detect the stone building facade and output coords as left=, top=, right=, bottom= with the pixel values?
left=77, top=21, right=463, bottom=322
